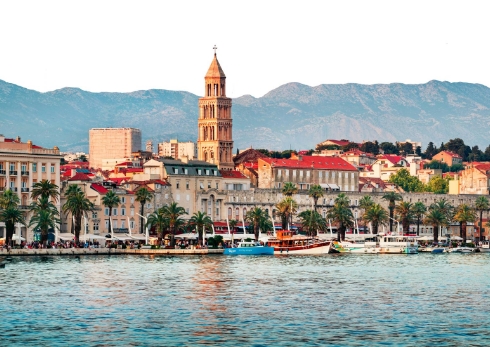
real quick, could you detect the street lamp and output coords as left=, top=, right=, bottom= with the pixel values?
left=136, top=213, right=149, bottom=245
left=388, top=216, right=400, bottom=235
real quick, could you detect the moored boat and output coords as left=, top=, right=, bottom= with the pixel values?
left=478, top=241, right=490, bottom=253
left=266, top=230, right=332, bottom=254
left=223, top=241, right=274, bottom=255
left=451, top=246, right=475, bottom=253
left=376, top=234, right=418, bottom=254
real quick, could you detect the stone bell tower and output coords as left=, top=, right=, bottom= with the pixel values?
left=197, top=46, right=234, bottom=170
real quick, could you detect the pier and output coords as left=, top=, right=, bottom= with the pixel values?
left=1, top=248, right=224, bottom=257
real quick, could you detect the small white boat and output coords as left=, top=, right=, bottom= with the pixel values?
left=377, top=234, right=418, bottom=254
left=452, top=247, right=476, bottom=253
left=478, top=241, right=490, bottom=253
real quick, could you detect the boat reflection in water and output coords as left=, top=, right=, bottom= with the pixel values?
left=224, top=241, right=274, bottom=255
left=265, top=230, right=332, bottom=254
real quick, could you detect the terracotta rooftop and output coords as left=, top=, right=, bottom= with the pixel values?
left=377, top=155, right=405, bottom=165
left=68, top=172, right=92, bottom=182
left=260, top=156, right=357, bottom=171
left=90, top=183, right=109, bottom=194
left=205, top=53, right=226, bottom=78
left=219, top=170, right=248, bottom=179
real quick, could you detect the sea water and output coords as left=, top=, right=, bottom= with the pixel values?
left=1, top=254, right=489, bottom=346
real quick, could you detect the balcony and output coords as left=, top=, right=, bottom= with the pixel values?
left=19, top=205, right=30, bottom=210
left=9, top=170, right=18, bottom=175
left=0, top=169, right=5, bottom=175
left=12, top=187, right=18, bottom=192
left=113, top=228, right=129, bottom=233
left=21, top=171, right=29, bottom=176
left=21, top=187, right=29, bottom=193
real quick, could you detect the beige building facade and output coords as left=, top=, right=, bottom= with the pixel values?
left=158, top=139, right=197, bottom=160
left=0, top=135, right=61, bottom=242
left=89, top=128, right=142, bottom=169
left=197, top=50, right=234, bottom=170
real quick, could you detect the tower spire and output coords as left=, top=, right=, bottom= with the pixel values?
left=213, top=44, right=217, bottom=56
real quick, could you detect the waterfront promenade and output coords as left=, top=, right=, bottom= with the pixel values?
left=1, top=248, right=224, bottom=256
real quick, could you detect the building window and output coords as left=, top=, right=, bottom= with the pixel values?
left=235, top=207, right=240, bottom=220
left=113, top=220, right=117, bottom=228
left=200, top=182, right=204, bottom=189
left=121, top=197, right=126, bottom=203
left=306, top=171, right=310, bottom=178
left=105, top=208, right=110, bottom=216
left=121, top=208, right=126, bottom=216
left=176, top=194, right=180, bottom=201
left=206, top=169, right=210, bottom=175
left=319, top=171, right=322, bottom=178
left=32, top=163, right=37, bottom=172
left=113, top=208, right=117, bottom=216
left=42, top=165, right=46, bottom=173
left=147, top=203, right=151, bottom=209
left=208, top=181, right=211, bottom=188
left=130, top=221, right=135, bottom=229
left=186, top=181, right=189, bottom=190
left=215, top=182, right=219, bottom=189
left=92, top=212, right=97, bottom=219
left=105, top=220, right=109, bottom=229
left=130, top=208, right=134, bottom=216
left=131, top=197, right=134, bottom=203
left=197, top=169, right=202, bottom=175
left=176, top=182, right=180, bottom=189
left=50, top=165, right=55, bottom=173
left=93, top=223, right=99, bottom=231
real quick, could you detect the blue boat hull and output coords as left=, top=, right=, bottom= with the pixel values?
left=431, top=248, right=445, bottom=253
left=224, top=246, right=274, bottom=255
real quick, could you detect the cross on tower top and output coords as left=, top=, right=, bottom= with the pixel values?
left=213, top=45, right=217, bottom=55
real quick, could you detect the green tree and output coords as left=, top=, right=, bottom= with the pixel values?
left=228, top=219, right=238, bottom=233
left=411, top=202, right=427, bottom=236
left=475, top=196, right=489, bottom=242
left=62, top=189, right=94, bottom=242
left=453, top=204, right=476, bottom=243
left=423, top=142, right=438, bottom=159
left=359, top=195, right=374, bottom=232
left=380, top=142, right=399, bottom=154
left=0, top=206, right=26, bottom=246
left=388, top=168, right=424, bottom=192
left=135, top=187, right=154, bottom=234
left=424, top=160, right=449, bottom=173
left=189, top=211, right=212, bottom=245
left=327, top=193, right=353, bottom=241
left=395, top=201, right=413, bottom=233
left=31, top=179, right=60, bottom=202
left=298, top=210, right=327, bottom=237
left=29, top=207, right=60, bottom=246
left=308, top=184, right=324, bottom=211
left=146, top=207, right=168, bottom=244
left=275, top=197, right=298, bottom=230
left=425, top=176, right=449, bottom=194
left=282, top=182, right=298, bottom=196
left=161, top=202, right=187, bottom=244
left=245, top=207, right=268, bottom=240
left=0, top=189, right=20, bottom=209
left=363, top=203, right=389, bottom=235
left=424, top=208, right=447, bottom=244
left=102, top=191, right=120, bottom=233
left=382, top=192, right=402, bottom=232
left=360, top=141, right=379, bottom=155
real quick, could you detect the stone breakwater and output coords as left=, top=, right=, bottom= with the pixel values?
left=1, top=248, right=224, bottom=256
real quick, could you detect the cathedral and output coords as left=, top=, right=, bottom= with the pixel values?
left=197, top=47, right=234, bottom=170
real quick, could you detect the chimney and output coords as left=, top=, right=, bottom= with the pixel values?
left=181, top=155, right=189, bottom=164
left=16, top=136, right=21, bottom=142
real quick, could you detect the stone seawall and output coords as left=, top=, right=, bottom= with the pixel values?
left=1, top=248, right=224, bottom=257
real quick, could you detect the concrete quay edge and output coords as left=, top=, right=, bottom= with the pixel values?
left=1, top=248, right=224, bottom=256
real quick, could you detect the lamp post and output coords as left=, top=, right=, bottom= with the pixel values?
left=388, top=216, right=400, bottom=235
left=136, top=213, right=148, bottom=245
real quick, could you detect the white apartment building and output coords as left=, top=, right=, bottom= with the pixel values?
left=158, top=139, right=197, bottom=160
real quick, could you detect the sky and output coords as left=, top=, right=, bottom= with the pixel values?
left=0, top=0, right=489, bottom=98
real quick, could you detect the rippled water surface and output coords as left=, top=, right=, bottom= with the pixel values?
left=1, top=254, right=489, bottom=346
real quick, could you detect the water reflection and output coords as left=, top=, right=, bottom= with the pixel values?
left=1, top=254, right=489, bottom=346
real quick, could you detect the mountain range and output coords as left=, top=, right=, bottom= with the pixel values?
left=1, top=79, right=490, bottom=152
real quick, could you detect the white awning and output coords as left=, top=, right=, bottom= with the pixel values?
left=175, top=233, right=198, bottom=239
left=58, top=233, right=75, bottom=240
left=12, top=235, right=26, bottom=241
left=129, top=233, right=147, bottom=241
left=319, top=183, right=330, bottom=189
left=112, top=235, right=134, bottom=241
left=329, top=184, right=340, bottom=190
left=79, top=234, right=107, bottom=241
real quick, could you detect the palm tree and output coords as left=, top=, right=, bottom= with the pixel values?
left=308, top=184, right=324, bottom=212
left=62, top=191, right=94, bottom=242
left=135, top=187, right=154, bottom=234
left=298, top=210, right=327, bottom=237
left=282, top=182, right=298, bottom=197
left=411, top=202, right=426, bottom=236
left=454, top=204, right=477, bottom=243
left=0, top=189, right=20, bottom=209
left=245, top=207, right=268, bottom=240
left=275, top=197, right=298, bottom=230
left=363, top=203, right=388, bottom=235
left=395, top=201, right=413, bottom=233
left=31, top=179, right=60, bottom=202
left=382, top=192, right=402, bottom=232
left=424, top=208, right=447, bottom=243
left=146, top=207, right=168, bottom=244
left=430, top=199, right=454, bottom=221
left=29, top=209, right=60, bottom=245
left=102, top=191, right=120, bottom=234
left=0, top=206, right=26, bottom=247
left=64, top=184, right=83, bottom=234
left=474, top=196, right=489, bottom=242
left=327, top=193, right=354, bottom=241
left=228, top=219, right=238, bottom=233
left=359, top=195, right=374, bottom=233
left=189, top=211, right=213, bottom=245
left=161, top=202, right=187, bottom=244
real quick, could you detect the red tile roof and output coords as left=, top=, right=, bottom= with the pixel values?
left=438, top=150, right=462, bottom=159
left=68, top=172, right=92, bottom=181
left=90, top=183, right=109, bottom=194
left=324, top=139, right=350, bottom=147
left=219, top=170, right=248, bottom=179
left=108, top=177, right=129, bottom=185
left=377, top=155, right=405, bottom=165
left=260, top=156, right=357, bottom=171
left=475, top=163, right=490, bottom=173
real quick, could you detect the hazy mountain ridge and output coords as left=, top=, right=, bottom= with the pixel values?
left=1, top=79, right=490, bottom=152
